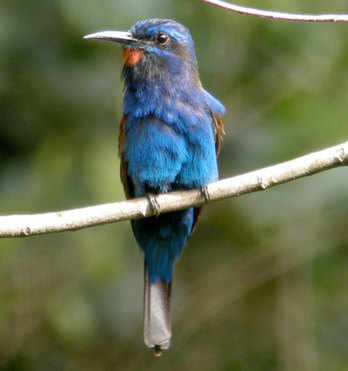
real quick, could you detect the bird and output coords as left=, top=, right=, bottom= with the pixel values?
left=84, top=18, right=225, bottom=355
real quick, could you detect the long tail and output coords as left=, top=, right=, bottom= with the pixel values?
left=144, top=264, right=171, bottom=356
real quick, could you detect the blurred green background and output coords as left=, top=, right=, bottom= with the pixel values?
left=1, top=0, right=348, bottom=370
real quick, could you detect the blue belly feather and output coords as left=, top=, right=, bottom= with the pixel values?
left=123, top=84, right=223, bottom=283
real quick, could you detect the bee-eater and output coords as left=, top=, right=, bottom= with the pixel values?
left=84, top=18, right=225, bottom=355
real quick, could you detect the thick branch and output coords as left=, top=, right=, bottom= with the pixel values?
left=0, top=141, right=347, bottom=238
left=201, top=0, right=348, bottom=22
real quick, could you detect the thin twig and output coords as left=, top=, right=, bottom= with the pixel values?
left=201, top=0, right=348, bottom=22
left=0, top=141, right=347, bottom=238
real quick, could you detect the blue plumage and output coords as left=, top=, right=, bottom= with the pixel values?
left=132, top=208, right=194, bottom=283
left=119, top=20, right=225, bottom=285
left=85, top=18, right=225, bottom=352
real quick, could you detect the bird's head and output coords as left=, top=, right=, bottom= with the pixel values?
left=84, top=19, right=199, bottom=85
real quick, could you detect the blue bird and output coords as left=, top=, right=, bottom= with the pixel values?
left=84, top=19, right=225, bottom=354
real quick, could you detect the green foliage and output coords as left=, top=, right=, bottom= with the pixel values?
left=1, top=0, right=348, bottom=369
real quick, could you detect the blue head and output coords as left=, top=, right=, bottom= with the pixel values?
left=84, top=19, right=200, bottom=89
left=129, top=19, right=197, bottom=67
left=125, top=19, right=200, bottom=91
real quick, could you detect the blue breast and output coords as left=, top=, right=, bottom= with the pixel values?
left=123, top=80, right=224, bottom=283
left=124, top=84, right=222, bottom=189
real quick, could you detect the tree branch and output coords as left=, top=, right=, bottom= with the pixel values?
left=1, top=141, right=347, bottom=238
left=201, top=0, right=348, bottom=22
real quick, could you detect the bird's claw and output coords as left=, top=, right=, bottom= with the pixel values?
left=147, top=194, right=161, bottom=216
left=200, top=185, right=210, bottom=203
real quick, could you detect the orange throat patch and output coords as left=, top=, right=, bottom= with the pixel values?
left=122, top=48, right=144, bottom=66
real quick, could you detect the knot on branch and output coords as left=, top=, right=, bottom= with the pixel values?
left=335, top=147, right=347, bottom=164
left=257, top=175, right=275, bottom=190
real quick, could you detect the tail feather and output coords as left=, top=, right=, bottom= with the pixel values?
left=144, top=265, right=171, bottom=354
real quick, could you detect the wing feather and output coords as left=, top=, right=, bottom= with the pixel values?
left=119, top=114, right=134, bottom=199
left=191, top=111, right=225, bottom=232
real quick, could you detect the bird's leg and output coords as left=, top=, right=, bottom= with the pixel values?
left=146, top=193, right=161, bottom=216
left=200, top=185, right=210, bottom=203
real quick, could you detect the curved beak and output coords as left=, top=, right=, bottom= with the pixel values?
left=83, top=30, right=138, bottom=44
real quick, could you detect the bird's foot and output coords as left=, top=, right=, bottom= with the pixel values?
left=146, top=193, right=161, bottom=216
left=200, top=185, right=211, bottom=203
left=154, top=345, right=163, bottom=357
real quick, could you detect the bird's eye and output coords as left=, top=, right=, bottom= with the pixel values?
left=157, top=33, right=169, bottom=45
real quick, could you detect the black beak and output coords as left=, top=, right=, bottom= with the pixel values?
left=83, top=30, right=138, bottom=44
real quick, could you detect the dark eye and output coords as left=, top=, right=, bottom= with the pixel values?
left=157, top=33, right=169, bottom=45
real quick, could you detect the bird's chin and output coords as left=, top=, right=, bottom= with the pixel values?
left=122, top=48, right=144, bottom=66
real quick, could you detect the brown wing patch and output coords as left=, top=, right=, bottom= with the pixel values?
left=118, top=114, right=134, bottom=199
left=211, top=112, right=225, bottom=156
left=120, top=158, right=134, bottom=199
left=118, top=114, right=127, bottom=158
left=191, top=112, right=225, bottom=233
